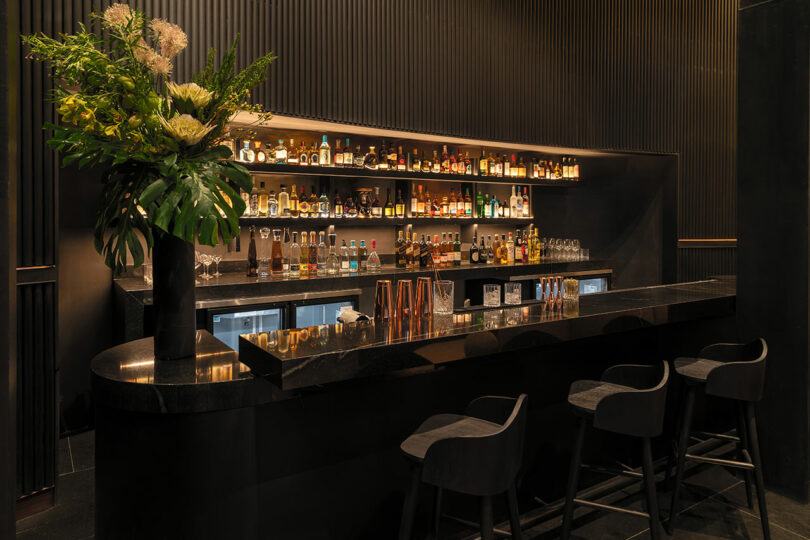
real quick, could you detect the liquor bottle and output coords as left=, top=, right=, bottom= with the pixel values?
left=309, top=142, right=320, bottom=166
left=254, top=141, right=266, bottom=163
left=432, top=150, right=441, bottom=173
left=298, top=140, right=309, bottom=166
left=464, top=188, right=472, bottom=217
left=517, top=157, right=527, bottom=178
left=358, top=239, right=368, bottom=272
left=410, top=185, right=418, bottom=217
left=453, top=233, right=461, bottom=267
left=563, top=157, right=570, bottom=179
left=281, top=228, right=291, bottom=276
left=367, top=239, right=381, bottom=273
left=395, top=189, right=405, bottom=218
left=470, top=234, right=480, bottom=264
left=456, top=188, right=465, bottom=217
left=343, top=138, right=353, bottom=168
left=449, top=149, right=458, bottom=174
left=486, top=235, right=494, bottom=264
left=500, top=234, right=510, bottom=265
left=308, top=187, right=319, bottom=217
left=298, top=186, right=309, bottom=218
left=521, top=231, right=529, bottom=264
left=421, top=151, right=432, bottom=173
left=492, top=235, right=501, bottom=265
left=247, top=226, right=258, bottom=276
left=290, top=184, right=298, bottom=218
left=431, top=191, right=440, bottom=217
left=333, top=191, right=343, bottom=218
left=344, top=195, right=357, bottom=218
left=384, top=188, right=395, bottom=218
left=476, top=191, right=484, bottom=218
left=479, top=147, right=488, bottom=176
left=487, top=153, right=496, bottom=176
left=239, top=141, right=254, bottom=163
left=515, top=187, right=523, bottom=217
left=463, top=151, right=472, bottom=175
left=340, top=240, right=350, bottom=273
left=319, top=135, right=331, bottom=166
left=333, top=139, right=344, bottom=167
left=503, top=154, right=511, bottom=177
left=479, top=235, right=486, bottom=264
left=572, top=158, right=580, bottom=181
left=405, top=233, right=414, bottom=268
left=309, top=231, right=318, bottom=275
left=419, top=234, right=430, bottom=268
left=319, top=188, right=329, bottom=217
left=388, top=142, right=398, bottom=169
left=289, top=232, right=300, bottom=277
left=441, top=192, right=450, bottom=218
left=397, top=146, right=406, bottom=170
left=353, top=145, right=364, bottom=167
left=440, top=233, right=448, bottom=267
left=440, top=145, right=450, bottom=173
left=268, top=190, right=278, bottom=217
left=275, top=185, right=288, bottom=218
left=317, top=232, right=327, bottom=275
left=415, top=185, right=425, bottom=217
left=432, top=235, right=441, bottom=267
left=491, top=197, right=500, bottom=219
left=241, top=188, right=251, bottom=216
left=257, top=181, right=269, bottom=216
left=554, top=161, right=563, bottom=179
left=396, top=231, right=407, bottom=269
left=371, top=187, right=383, bottom=218
left=522, top=187, right=530, bottom=217
left=248, top=183, right=260, bottom=217
left=288, top=139, right=299, bottom=165
left=364, top=146, right=380, bottom=169
left=411, top=149, right=421, bottom=172
left=299, top=233, right=309, bottom=277
left=378, top=140, right=389, bottom=170
left=271, top=229, right=284, bottom=277
left=273, top=139, right=287, bottom=164
left=509, top=186, right=518, bottom=218
left=448, top=188, right=457, bottom=217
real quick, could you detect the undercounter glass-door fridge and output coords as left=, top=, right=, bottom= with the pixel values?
left=207, top=303, right=286, bottom=351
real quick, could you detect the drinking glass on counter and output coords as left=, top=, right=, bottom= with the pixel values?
left=212, top=254, right=222, bottom=277
left=396, top=280, right=414, bottom=319
left=143, top=263, right=152, bottom=286
left=374, top=280, right=394, bottom=321
left=504, top=282, right=522, bottom=305
left=483, top=284, right=501, bottom=307
left=563, top=278, right=580, bottom=317
left=200, top=253, right=213, bottom=280
left=415, top=277, right=433, bottom=317
left=433, top=280, right=454, bottom=314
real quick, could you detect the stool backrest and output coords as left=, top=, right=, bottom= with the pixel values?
left=421, top=394, right=528, bottom=497
left=594, top=362, right=670, bottom=438
left=703, top=338, right=768, bottom=401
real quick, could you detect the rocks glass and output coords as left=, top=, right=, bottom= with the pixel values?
left=504, top=282, right=522, bottom=305
left=483, top=284, right=501, bottom=307
left=563, top=278, right=580, bottom=317
left=433, top=280, right=454, bottom=314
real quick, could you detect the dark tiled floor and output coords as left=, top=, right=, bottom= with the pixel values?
left=14, top=430, right=810, bottom=540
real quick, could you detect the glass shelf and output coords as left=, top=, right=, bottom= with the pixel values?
left=238, top=216, right=536, bottom=227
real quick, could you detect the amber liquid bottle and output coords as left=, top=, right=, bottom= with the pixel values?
left=270, top=229, right=284, bottom=276
left=247, top=226, right=258, bottom=277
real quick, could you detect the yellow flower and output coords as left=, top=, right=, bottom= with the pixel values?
left=166, top=82, right=213, bottom=109
left=102, top=3, right=134, bottom=28
left=158, top=114, right=215, bottom=145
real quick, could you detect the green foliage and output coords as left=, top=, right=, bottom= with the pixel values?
left=22, top=3, right=274, bottom=275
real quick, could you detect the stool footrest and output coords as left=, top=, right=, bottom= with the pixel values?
left=443, top=514, right=512, bottom=538
left=581, top=463, right=644, bottom=479
left=573, top=497, right=651, bottom=519
left=685, top=453, right=754, bottom=470
left=695, top=431, right=741, bottom=443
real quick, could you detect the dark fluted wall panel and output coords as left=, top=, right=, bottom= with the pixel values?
left=678, top=248, right=737, bottom=282
left=15, top=282, right=56, bottom=496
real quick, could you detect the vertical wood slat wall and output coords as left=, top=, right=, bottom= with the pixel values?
left=16, top=0, right=737, bottom=498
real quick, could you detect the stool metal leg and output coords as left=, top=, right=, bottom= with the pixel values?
left=506, top=482, right=522, bottom=540
left=480, top=495, right=495, bottom=540
left=746, top=402, right=771, bottom=540
left=665, top=382, right=685, bottom=490
left=561, top=416, right=587, bottom=540
left=431, top=487, right=442, bottom=540
left=667, top=385, right=695, bottom=534
left=641, top=437, right=661, bottom=540
left=736, top=401, right=754, bottom=510
left=398, top=465, right=421, bottom=540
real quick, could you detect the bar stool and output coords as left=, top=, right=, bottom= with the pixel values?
left=667, top=338, right=769, bottom=538
left=398, top=394, right=528, bottom=540
left=561, top=362, right=670, bottom=540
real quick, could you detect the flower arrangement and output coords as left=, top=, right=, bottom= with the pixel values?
left=22, top=3, right=276, bottom=275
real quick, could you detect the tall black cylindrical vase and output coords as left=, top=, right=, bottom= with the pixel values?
left=152, top=229, right=197, bottom=361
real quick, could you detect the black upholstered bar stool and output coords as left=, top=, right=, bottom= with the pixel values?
left=561, top=362, right=670, bottom=540
left=667, top=338, right=769, bottom=538
left=398, top=394, right=528, bottom=540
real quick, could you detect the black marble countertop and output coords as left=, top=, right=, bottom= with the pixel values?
left=239, top=278, right=736, bottom=390
left=115, top=259, right=614, bottom=307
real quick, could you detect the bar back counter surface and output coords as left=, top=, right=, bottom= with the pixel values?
left=92, top=278, right=735, bottom=539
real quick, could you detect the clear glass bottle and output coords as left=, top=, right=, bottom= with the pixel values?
left=258, top=227, right=272, bottom=277
left=274, top=139, right=287, bottom=164
left=319, top=135, right=331, bottom=166
left=308, top=231, right=318, bottom=276
left=364, top=146, right=380, bottom=169
left=371, top=187, right=383, bottom=218
left=289, top=232, right=300, bottom=277
left=257, top=181, right=269, bottom=216
left=287, top=138, right=299, bottom=165
left=298, top=140, right=309, bottom=166
left=254, top=141, right=266, bottom=163
left=486, top=235, right=494, bottom=264
left=299, top=233, right=309, bottom=277
left=326, top=233, right=340, bottom=275
left=317, top=232, right=327, bottom=275
left=241, top=188, right=251, bottom=216
left=309, top=142, right=320, bottom=166
left=349, top=240, right=358, bottom=272
left=319, top=188, right=329, bottom=218
left=289, top=184, right=299, bottom=218
left=278, top=185, right=290, bottom=218
left=249, top=183, right=259, bottom=217
left=239, top=140, right=254, bottom=163
left=367, top=239, right=381, bottom=273
left=340, top=240, right=350, bottom=273
left=268, top=190, right=278, bottom=218
left=282, top=228, right=291, bottom=276
left=358, top=240, right=368, bottom=272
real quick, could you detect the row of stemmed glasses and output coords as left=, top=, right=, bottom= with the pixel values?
left=195, top=250, right=223, bottom=280
left=543, top=238, right=582, bottom=261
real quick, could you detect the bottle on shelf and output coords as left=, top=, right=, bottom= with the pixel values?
left=483, top=193, right=492, bottom=218
left=333, top=191, right=344, bottom=218
left=522, top=187, right=530, bottom=217
left=510, top=186, right=519, bottom=217
left=319, top=188, right=329, bottom=218
left=419, top=234, right=430, bottom=268
left=411, top=149, right=421, bottom=172
left=409, top=186, right=418, bottom=217
left=287, top=139, right=299, bottom=165
left=504, top=153, right=512, bottom=177
left=470, top=233, right=480, bottom=264
left=272, top=139, right=287, bottom=164
left=367, top=239, right=381, bottom=273
left=448, top=188, right=457, bottom=217
left=241, top=188, right=251, bottom=216
left=478, top=147, right=488, bottom=176
left=449, top=149, right=458, bottom=174
left=277, top=185, right=289, bottom=218
left=254, top=141, right=266, bottom=163
left=290, top=232, right=301, bottom=277
left=440, top=233, right=448, bottom=267
left=371, top=187, right=383, bottom=218
left=517, top=156, right=527, bottom=178
left=326, top=233, right=340, bottom=275
left=432, top=235, right=441, bottom=267
left=353, top=145, right=364, bottom=167
left=364, top=146, right=380, bottom=169
left=456, top=188, right=465, bottom=217
left=281, top=228, right=291, bottom=277
left=395, top=189, right=405, bottom=218
left=498, top=234, right=508, bottom=264
left=387, top=142, right=397, bottom=170
left=479, top=235, right=486, bottom=264
left=248, top=183, right=259, bottom=217
left=384, top=188, right=395, bottom=218
left=521, top=231, right=529, bottom=263
left=378, top=140, right=389, bottom=170
left=257, top=181, right=269, bottom=216
left=299, top=233, right=309, bottom=277
left=343, top=138, right=353, bottom=168
left=432, top=150, right=441, bottom=173
left=271, top=229, right=284, bottom=277
left=358, top=239, right=368, bottom=272
left=506, top=232, right=515, bottom=264
left=396, top=231, right=407, bottom=269
left=317, top=232, right=327, bottom=275
left=431, top=191, right=440, bottom=217
left=486, top=235, right=494, bottom=264
left=440, top=145, right=450, bottom=173
left=247, top=226, right=258, bottom=276
left=298, top=186, right=309, bottom=218
left=308, top=187, right=319, bottom=217
left=340, top=240, right=350, bottom=274
left=441, top=192, right=450, bottom=218
left=289, top=184, right=299, bottom=218
left=492, top=235, right=501, bottom=265
left=309, top=142, right=320, bottom=166
left=319, top=135, right=331, bottom=166
left=405, top=233, right=414, bottom=268
left=491, top=197, right=500, bottom=219
left=298, top=140, right=309, bottom=166
left=421, top=151, right=432, bottom=173
left=239, top=141, right=254, bottom=163
left=572, top=158, right=580, bottom=181
left=453, top=233, right=461, bottom=267
left=308, top=231, right=318, bottom=275
left=344, top=194, right=357, bottom=218
left=463, top=188, right=472, bottom=217
left=268, top=189, right=278, bottom=218
left=333, top=139, right=344, bottom=167
left=397, top=146, right=406, bottom=170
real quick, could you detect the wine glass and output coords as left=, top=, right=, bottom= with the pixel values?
left=194, top=251, right=202, bottom=284
left=200, top=253, right=213, bottom=280
left=213, top=254, right=223, bottom=277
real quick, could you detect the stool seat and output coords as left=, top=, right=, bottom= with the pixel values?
left=673, top=357, right=723, bottom=382
left=400, top=414, right=501, bottom=461
left=567, top=380, right=634, bottom=414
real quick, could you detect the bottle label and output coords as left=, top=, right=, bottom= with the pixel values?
left=454, top=251, right=461, bottom=261
left=335, top=154, right=343, bottom=165
left=472, top=251, right=479, bottom=262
